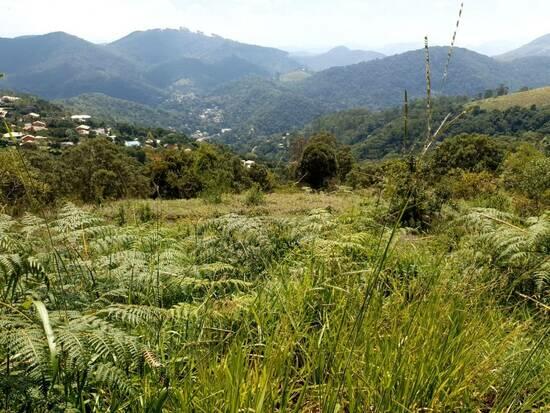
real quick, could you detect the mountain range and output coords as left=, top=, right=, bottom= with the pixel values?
left=1, top=29, right=550, bottom=138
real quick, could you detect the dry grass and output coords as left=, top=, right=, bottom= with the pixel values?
left=99, top=189, right=366, bottom=224
left=475, top=86, right=550, bottom=110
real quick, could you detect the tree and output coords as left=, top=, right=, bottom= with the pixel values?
left=496, top=84, right=509, bottom=97
left=248, top=163, right=274, bottom=191
left=336, top=146, right=355, bottom=181
left=298, top=142, right=338, bottom=189
left=61, top=139, right=149, bottom=204
left=484, top=89, right=494, bottom=99
left=429, top=134, right=505, bottom=176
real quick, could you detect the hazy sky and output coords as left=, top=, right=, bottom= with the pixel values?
left=0, top=0, right=548, bottom=54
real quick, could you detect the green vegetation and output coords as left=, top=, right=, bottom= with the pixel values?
left=1, top=28, right=549, bottom=413
left=239, top=95, right=549, bottom=161
left=0, top=188, right=548, bottom=411
left=0, top=140, right=269, bottom=211
left=59, top=93, right=200, bottom=132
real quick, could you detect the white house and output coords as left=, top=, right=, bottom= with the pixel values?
left=1, top=96, right=20, bottom=103
left=71, top=115, right=91, bottom=122
left=125, top=140, right=142, bottom=148
left=2, top=132, right=23, bottom=139
left=242, top=160, right=256, bottom=169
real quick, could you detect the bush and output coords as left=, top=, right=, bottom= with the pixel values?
left=244, top=184, right=265, bottom=206
left=0, top=149, right=53, bottom=213
left=62, top=138, right=149, bottom=204
left=502, top=145, right=550, bottom=212
left=442, top=170, right=498, bottom=200
left=248, top=163, right=275, bottom=191
left=384, top=159, right=444, bottom=230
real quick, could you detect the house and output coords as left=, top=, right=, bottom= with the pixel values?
left=1, top=96, right=20, bottom=103
left=242, top=160, right=256, bottom=169
left=32, top=121, right=47, bottom=128
left=20, top=135, right=37, bottom=145
left=71, top=115, right=91, bottom=122
left=124, top=140, right=142, bottom=148
left=76, top=124, right=91, bottom=136
left=92, top=128, right=109, bottom=136
left=25, top=122, right=48, bottom=133
left=27, top=113, right=41, bottom=119
left=0, top=109, right=8, bottom=118
left=60, top=141, right=75, bottom=147
left=2, top=132, right=24, bottom=139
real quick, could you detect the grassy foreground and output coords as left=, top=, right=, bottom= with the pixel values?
left=1, top=192, right=548, bottom=412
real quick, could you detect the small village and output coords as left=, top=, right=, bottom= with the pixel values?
left=0, top=94, right=191, bottom=150
left=0, top=94, right=258, bottom=168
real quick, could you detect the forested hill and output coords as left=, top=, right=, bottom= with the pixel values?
left=107, top=28, right=300, bottom=74
left=304, top=97, right=550, bottom=160
left=0, top=29, right=299, bottom=101
left=0, top=32, right=164, bottom=104
left=219, top=94, right=550, bottom=161
left=298, top=47, right=550, bottom=110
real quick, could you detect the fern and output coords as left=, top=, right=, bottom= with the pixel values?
left=459, top=208, right=549, bottom=303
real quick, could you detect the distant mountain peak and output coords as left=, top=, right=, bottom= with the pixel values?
left=497, top=33, right=550, bottom=61
left=294, top=46, right=385, bottom=71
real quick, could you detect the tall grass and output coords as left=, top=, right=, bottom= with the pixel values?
left=1, top=197, right=548, bottom=411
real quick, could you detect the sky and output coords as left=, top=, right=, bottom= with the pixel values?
left=0, top=0, right=548, bottom=55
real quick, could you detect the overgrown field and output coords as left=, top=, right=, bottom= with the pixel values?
left=1, top=193, right=548, bottom=412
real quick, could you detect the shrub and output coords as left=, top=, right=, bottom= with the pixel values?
left=430, top=134, right=505, bottom=176
left=384, top=159, right=444, bottom=230
left=442, top=170, right=498, bottom=200
left=248, top=163, right=275, bottom=191
left=244, top=184, right=265, bottom=206
left=0, top=149, right=53, bottom=213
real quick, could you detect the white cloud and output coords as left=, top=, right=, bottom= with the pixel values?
left=0, top=0, right=548, bottom=54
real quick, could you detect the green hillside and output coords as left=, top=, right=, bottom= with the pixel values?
left=59, top=93, right=200, bottom=131
left=0, top=32, right=164, bottom=104
left=475, top=86, right=550, bottom=110
left=299, top=47, right=550, bottom=110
